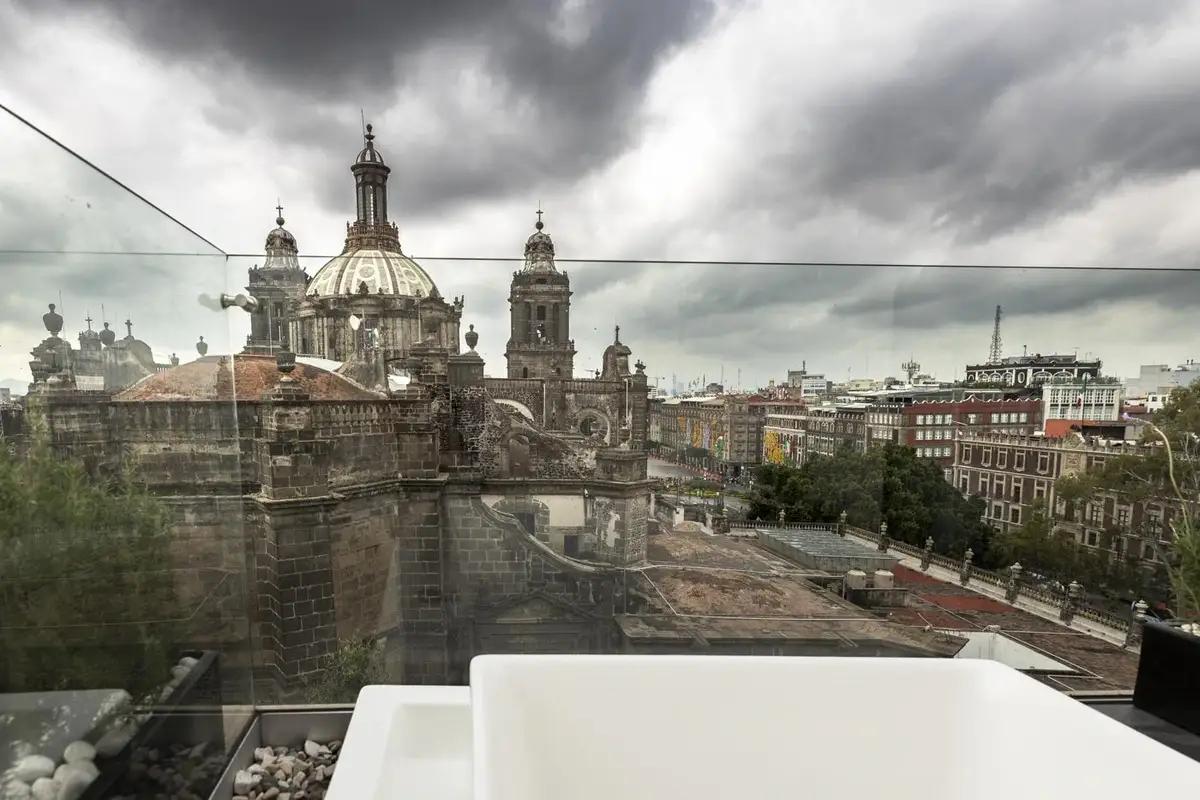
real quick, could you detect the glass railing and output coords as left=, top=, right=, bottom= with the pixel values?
left=3, top=105, right=1199, bottom=797
left=1, top=107, right=254, bottom=799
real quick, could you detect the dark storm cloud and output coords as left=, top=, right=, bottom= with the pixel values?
left=31, top=0, right=715, bottom=216
left=755, top=1, right=1200, bottom=242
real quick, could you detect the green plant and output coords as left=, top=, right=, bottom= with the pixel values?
left=304, top=638, right=387, bottom=704
left=0, top=440, right=180, bottom=696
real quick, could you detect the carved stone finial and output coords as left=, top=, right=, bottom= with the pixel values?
left=43, top=303, right=63, bottom=337
left=464, top=323, right=479, bottom=351
left=170, top=353, right=179, bottom=366
left=99, top=322, right=116, bottom=347
left=196, top=335, right=208, bottom=356
left=276, top=345, right=296, bottom=375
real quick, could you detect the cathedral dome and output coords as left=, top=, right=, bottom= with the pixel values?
left=265, top=219, right=296, bottom=252
left=522, top=211, right=557, bottom=273
left=306, top=247, right=438, bottom=298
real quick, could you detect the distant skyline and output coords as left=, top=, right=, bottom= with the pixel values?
left=2, top=0, right=1199, bottom=388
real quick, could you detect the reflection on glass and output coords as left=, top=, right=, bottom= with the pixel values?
left=2, top=112, right=1199, bottom=795
left=1, top=109, right=251, bottom=799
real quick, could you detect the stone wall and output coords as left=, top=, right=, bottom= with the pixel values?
left=441, top=488, right=618, bottom=681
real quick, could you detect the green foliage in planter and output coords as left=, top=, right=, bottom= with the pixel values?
left=0, top=441, right=181, bottom=696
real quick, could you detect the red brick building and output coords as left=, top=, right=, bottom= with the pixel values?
left=867, top=397, right=1042, bottom=472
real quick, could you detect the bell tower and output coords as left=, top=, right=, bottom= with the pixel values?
left=505, top=211, right=575, bottom=379
left=245, top=204, right=307, bottom=354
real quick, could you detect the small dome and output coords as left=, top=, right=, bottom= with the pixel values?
left=114, top=353, right=381, bottom=402
left=266, top=222, right=297, bottom=252
left=307, top=247, right=438, bottom=298
left=523, top=212, right=557, bottom=273
left=356, top=123, right=386, bottom=165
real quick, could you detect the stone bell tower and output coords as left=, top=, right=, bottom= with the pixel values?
left=245, top=204, right=307, bottom=354
left=505, top=210, right=575, bottom=379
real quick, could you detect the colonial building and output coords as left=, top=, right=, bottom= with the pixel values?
left=865, top=397, right=1042, bottom=469
left=1041, top=376, right=1124, bottom=432
left=952, top=432, right=1172, bottom=563
left=20, top=126, right=655, bottom=693
left=963, top=353, right=1101, bottom=388
left=649, top=393, right=768, bottom=476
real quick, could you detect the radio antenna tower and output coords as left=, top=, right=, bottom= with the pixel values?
left=988, top=305, right=1003, bottom=364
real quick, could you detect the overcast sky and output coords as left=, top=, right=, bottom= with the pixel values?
left=2, top=0, right=1199, bottom=391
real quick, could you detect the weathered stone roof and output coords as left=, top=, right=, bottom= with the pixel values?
left=114, top=354, right=380, bottom=402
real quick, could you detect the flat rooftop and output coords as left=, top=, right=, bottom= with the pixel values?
left=625, top=531, right=963, bottom=658
left=757, top=527, right=899, bottom=573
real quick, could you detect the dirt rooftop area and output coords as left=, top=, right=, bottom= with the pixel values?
left=635, top=530, right=1141, bottom=690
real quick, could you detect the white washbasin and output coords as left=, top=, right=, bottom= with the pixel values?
left=326, top=685, right=471, bottom=800
left=470, top=655, right=1200, bottom=800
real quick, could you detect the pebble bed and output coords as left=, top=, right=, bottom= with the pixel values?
left=231, top=739, right=341, bottom=800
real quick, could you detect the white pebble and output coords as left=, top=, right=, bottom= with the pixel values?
left=3, top=780, right=32, bottom=800
left=170, top=664, right=191, bottom=681
left=63, top=740, right=96, bottom=763
left=233, top=769, right=259, bottom=795
left=95, top=721, right=137, bottom=757
left=303, top=740, right=327, bottom=757
left=177, top=655, right=199, bottom=669
left=12, top=755, right=55, bottom=783
left=56, top=768, right=94, bottom=800
left=29, top=777, right=60, bottom=800
left=55, top=761, right=99, bottom=782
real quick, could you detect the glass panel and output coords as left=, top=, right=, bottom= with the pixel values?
left=5, top=104, right=1200, bottom=789
left=0, top=108, right=253, bottom=798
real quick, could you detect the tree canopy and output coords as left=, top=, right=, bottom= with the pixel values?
left=749, top=443, right=997, bottom=563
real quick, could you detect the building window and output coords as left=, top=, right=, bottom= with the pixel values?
left=992, top=503, right=1003, bottom=519
left=1018, top=412, right=1028, bottom=423
left=1037, top=453, right=1049, bottom=474
left=1117, top=506, right=1130, bottom=527
left=993, top=476, right=1005, bottom=494
left=1088, top=504, right=1102, bottom=524
left=1010, top=507, right=1021, bottom=524
left=960, top=476, right=969, bottom=493
left=997, top=450, right=1007, bottom=468
left=1033, top=481, right=1046, bottom=501
left=536, top=305, right=546, bottom=321
left=981, top=448, right=992, bottom=467
left=1014, top=451, right=1025, bottom=470
left=1087, top=531, right=1098, bottom=546
left=1012, top=484, right=1021, bottom=503
left=990, top=413, right=1000, bottom=423
left=962, top=445, right=972, bottom=461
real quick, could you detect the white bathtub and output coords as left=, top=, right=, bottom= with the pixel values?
left=471, top=655, right=1200, bottom=800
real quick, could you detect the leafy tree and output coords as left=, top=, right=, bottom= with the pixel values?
left=750, top=443, right=995, bottom=563
left=0, top=440, right=180, bottom=696
left=1051, top=379, right=1200, bottom=616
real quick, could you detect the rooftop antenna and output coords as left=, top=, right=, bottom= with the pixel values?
left=988, top=305, right=1003, bottom=364
left=360, top=108, right=366, bottom=137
